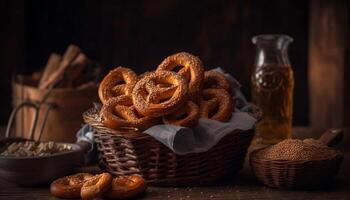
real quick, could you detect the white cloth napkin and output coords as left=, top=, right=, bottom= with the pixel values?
left=145, top=112, right=256, bottom=155
left=144, top=67, right=257, bottom=155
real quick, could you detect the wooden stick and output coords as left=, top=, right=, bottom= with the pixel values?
left=60, top=52, right=89, bottom=87
left=39, top=44, right=81, bottom=89
left=38, top=53, right=62, bottom=88
left=76, top=81, right=95, bottom=90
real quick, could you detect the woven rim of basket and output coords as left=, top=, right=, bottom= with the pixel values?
left=249, top=147, right=344, bottom=166
left=83, top=107, right=150, bottom=139
left=83, top=105, right=262, bottom=138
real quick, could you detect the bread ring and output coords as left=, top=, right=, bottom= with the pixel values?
left=199, top=88, right=234, bottom=122
left=162, top=101, right=199, bottom=127
left=104, top=175, right=147, bottom=200
left=50, top=173, right=94, bottom=199
left=132, top=70, right=188, bottom=117
left=199, top=97, right=219, bottom=118
left=100, top=96, right=160, bottom=131
left=138, top=71, right=152, bottom=80
left=203, top=70, right=231, bottom=93
left=157, top=52, right=204, bottom=101
left=98, top=67, right=138, bottom=104
left=80, top=172, right=113, bottom=200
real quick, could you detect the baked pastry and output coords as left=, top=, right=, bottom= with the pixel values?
left=138, top=71, right=152, bottom=80
left=50, top=173, right=94, bottom=199
left=104, top=175, right=147, bottom=200
left=162, top=101, right=199, bottom=127
left=100, top=96, right=159, bottom=131
left=132, top=70, right=188, bottom=117
left=80, top=173, right=113, bottom=200
left=96, top=52, right=236, bottom=130
left=157, top=52, right=204, bottom=102
left=199, top=88, right=234, bottom=122
left=98, top=67, right=138, bottom=104
left=203, top=70, right=231, bottom=93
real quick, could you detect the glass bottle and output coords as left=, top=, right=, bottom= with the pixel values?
left=251, top=34, right=294, bottom=144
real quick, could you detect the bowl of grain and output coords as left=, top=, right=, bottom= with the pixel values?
left=250, top=129, right=344, bottom=189
left=0, top=138, right=90, bottom=186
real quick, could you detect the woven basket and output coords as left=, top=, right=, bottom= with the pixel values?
left=83, top=108, right=257, bottom=186
left=249, top=148, right=343, bottom=189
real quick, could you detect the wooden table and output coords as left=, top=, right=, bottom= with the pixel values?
left=0, top=127, right=349, bottom=200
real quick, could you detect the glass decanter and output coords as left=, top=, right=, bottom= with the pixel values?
left=251, top=34, right=294, bottom=144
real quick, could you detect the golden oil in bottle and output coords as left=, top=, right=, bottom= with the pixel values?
left=252, top=64, right=294, bottom=144
left=251, top=34, right=294, bottom=144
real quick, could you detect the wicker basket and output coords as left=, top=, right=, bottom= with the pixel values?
left=83, top=108, right=257, bottom=186
left=249, top=148, right=343, bottom=189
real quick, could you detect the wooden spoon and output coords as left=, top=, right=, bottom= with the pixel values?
left=318, top=128, right=343, bottom=147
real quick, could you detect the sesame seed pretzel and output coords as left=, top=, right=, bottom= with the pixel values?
left=162, top=101, right=199, bottom=127
left=100, top=96, right=159, bottom=131
left=157, top=52, right=204, bottom=102
left=50, top=173, right=94, bottom=199
left=203, top=70, right=231, bottom=93
left=199, top=88, right=234, bottom=122
left=98, top=67, right=138, bottom=104
left=132, top=71, right=188, bottom=117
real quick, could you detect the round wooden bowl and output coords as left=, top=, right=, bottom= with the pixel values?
left=0, top=138, right=87, bottom=186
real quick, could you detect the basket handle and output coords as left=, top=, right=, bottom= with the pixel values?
left=318, top=128, right=343, bottom=147
left=5, top=101, right=39, bottom=140
left=37, top=103, right=55, bottom=141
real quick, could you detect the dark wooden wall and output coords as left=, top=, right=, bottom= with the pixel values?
left=1, top=0, right=309, bottom=125
left=309, top=0, right=349, bottom=131
left=0, top=0, right=25, bottom=125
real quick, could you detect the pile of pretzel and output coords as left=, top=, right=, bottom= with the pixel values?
left=50, top=173, right=146, bottom=200
left=98, top=52, right=234, bottom=131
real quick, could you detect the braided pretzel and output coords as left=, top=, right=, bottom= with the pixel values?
left=132, top=70, right=188, bottom=117
left=199, top=88, right=234, bottom=122
left=98, top=67, right=138, bottom=104
left=157, top=52, right=204, bottom=101
left=203, top=70, right=231, bottom=93
left=100, top=96, right=160, bottom=131
left=104, top=175, right=147, bottom=199
left=163, top=101, right=199, bottom=127
left=80, top=173, right=113, bottom=200
left=50, top=173, right=94, bottom=198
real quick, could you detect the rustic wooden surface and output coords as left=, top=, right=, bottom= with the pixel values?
left=308, top=0, right=349, bottom=131
left=0, top=127, right=349, bottom=200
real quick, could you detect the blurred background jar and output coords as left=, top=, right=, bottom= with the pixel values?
left=251, top=34, right=294, bottom=144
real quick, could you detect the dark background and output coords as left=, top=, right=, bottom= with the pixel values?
left=1, top=0, right=309, bottom=125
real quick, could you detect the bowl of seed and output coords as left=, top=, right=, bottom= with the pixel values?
left=250, top=128, right=344, bottom=189
left=0, top=138, right=90, bottom=186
